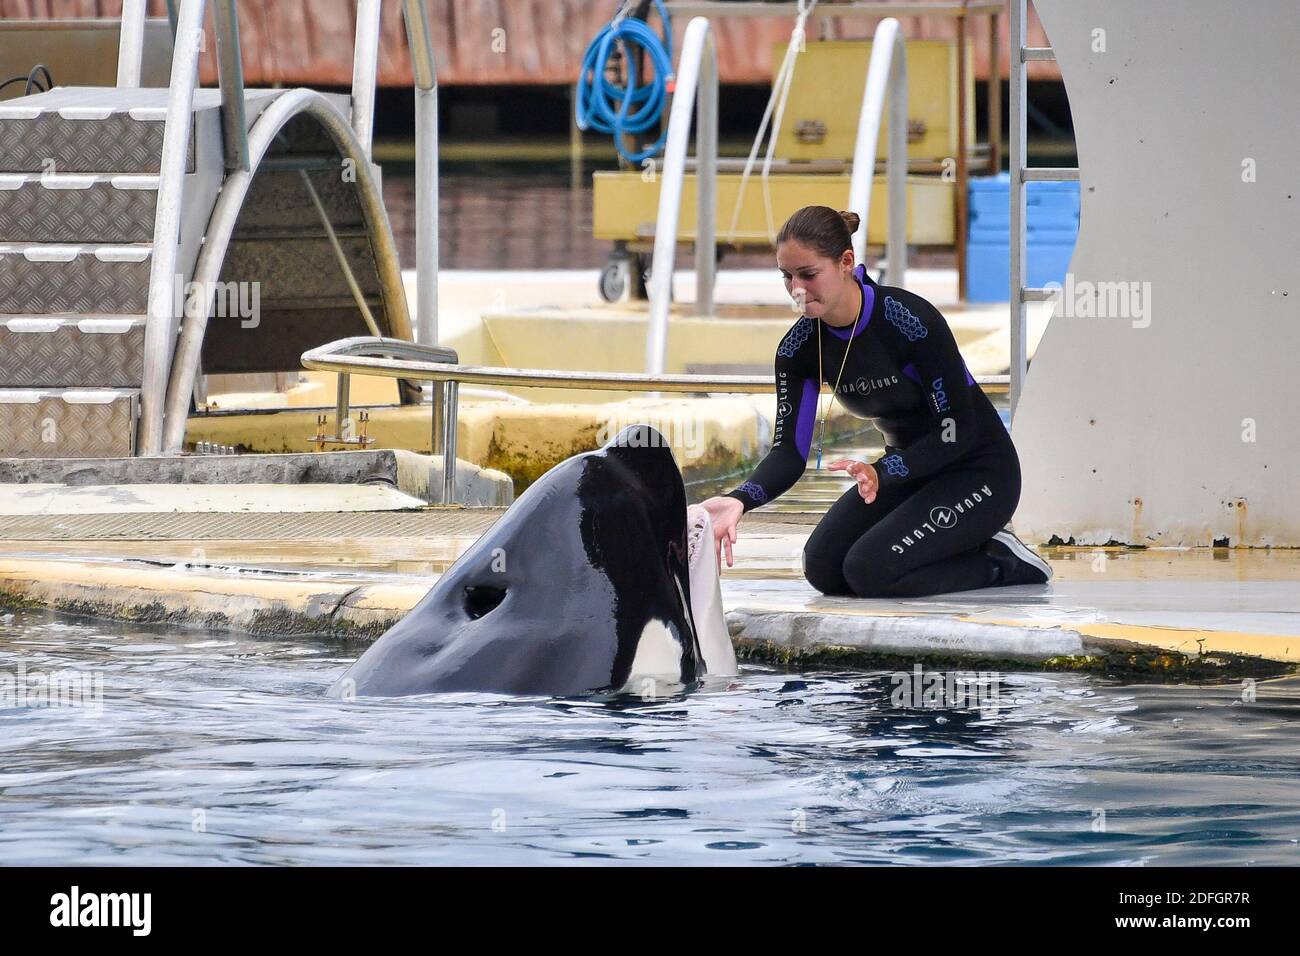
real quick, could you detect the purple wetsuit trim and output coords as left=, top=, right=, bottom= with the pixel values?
left=822, top=267, right=875, bottom=341
left=794, top=377, right=819, bottom=457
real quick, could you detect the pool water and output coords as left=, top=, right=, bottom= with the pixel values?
left=3, top=608, right=1296, bottom=866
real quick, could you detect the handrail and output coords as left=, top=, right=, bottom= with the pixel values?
left=351, top=0, right=382, bottom=158
left=847, top=17, right=908, bottom=285
left=302, top=337, right=1010, bottom=505
left=304, top=337, right=462, bottom=503
left=1009, top=0, right=1028, bottom=419
left=306, top=336, right=459, bottom=365
left=402, top=0, right=440, bottom=348
left=645, top=16, right=717, bottom=376
left=304, top=348, right=1011, bottom=392
left=116, top=0, right=146, bottom=88
left=138, top=0, right=209, bottom=456
left=305, top=356, right=773, bottom=394
left=213, top=0, right=250, bottom=172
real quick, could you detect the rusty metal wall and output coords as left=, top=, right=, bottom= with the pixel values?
left=1, top=1, right=1061, bottom=86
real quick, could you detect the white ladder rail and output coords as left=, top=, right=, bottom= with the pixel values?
left=1008, top=0, right=1080, bottom=420
left=645, top=15, right=718, bottom=377
left=116, top=0, right=147, bottom=88
left=351, top=0, right=382, bottom=159
left=846, top=15, right=908, bottom=287
left=402, top=0, right=440, bottom=350
left=138, top=0, right=207, bottom=456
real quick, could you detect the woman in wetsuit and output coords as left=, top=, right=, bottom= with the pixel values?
left=697, top=205, right=1051, bottom=597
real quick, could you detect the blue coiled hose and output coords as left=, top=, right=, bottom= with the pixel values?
left=575, top=1, right=674, bottom=164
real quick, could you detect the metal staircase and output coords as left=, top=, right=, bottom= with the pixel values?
left=0, top=0, right=438, bottom=460
left=1, top=86, right=269, bottom=456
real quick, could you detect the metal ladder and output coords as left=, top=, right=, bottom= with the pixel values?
left=0, top=0, right=439, bottom=461
left=1008, top=0, right=1078, bottom=419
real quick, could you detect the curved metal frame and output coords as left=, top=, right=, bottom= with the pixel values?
left=138, top=0, right=207, bottom=456
left=645, top=15, right=717, bottom=377
left=160, top=90, right=413, bottom=453
left=847, top=16, right=908, bottom=286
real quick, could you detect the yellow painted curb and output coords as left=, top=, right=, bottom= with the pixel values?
left=0, top=558, right=427, bottom=640
left=962, top=616, right=1300, bottom=664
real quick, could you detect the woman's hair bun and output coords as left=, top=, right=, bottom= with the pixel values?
left=775, top=205, right=861, bottom=258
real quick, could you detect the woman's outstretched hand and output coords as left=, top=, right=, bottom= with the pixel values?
left=699, top=495, right=745, bottom=569
left=827, top=459, right=879, bottom=504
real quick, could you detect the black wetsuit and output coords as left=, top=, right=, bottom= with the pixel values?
left=723, top=264, right=1022, bottom=597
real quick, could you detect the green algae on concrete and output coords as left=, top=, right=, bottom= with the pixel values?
left=734, top=640, right=1296, bottom=683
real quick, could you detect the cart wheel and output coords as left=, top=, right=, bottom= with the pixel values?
left=599, top=260, right=625, bottom=302
left=632, top=252, right=651, bottom=300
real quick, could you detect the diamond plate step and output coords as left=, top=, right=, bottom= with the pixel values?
left=0, top=243, right=151, bottom=314
left=0, top=90, right=178, bottom=174
left=0, top=315, right=145, bottom=387
left=0, top=173, right=159, bottom=243
left=0, top=388, right=138, bottom=458
left=0, top=86, right=292, bottom=175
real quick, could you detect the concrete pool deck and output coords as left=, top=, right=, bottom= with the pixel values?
left=1, top=506, right=1296, bottom=679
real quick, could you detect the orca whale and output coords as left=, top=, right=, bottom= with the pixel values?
left=329, top=424, right=735, bottom=698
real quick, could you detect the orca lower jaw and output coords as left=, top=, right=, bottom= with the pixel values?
left=330, top=622, right=698, bottom=699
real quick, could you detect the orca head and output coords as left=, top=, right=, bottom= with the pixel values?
left=329, top=424, right=704, bottom=697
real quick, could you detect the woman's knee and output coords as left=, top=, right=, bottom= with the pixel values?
left=841, top=549, right=902, bottom=597
left=801, top=543, right=853, bottom=596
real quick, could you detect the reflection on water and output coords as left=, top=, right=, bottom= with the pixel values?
left=384, top=162, right=598, bottom=271
left=3, top=608, right=1296, bottom=865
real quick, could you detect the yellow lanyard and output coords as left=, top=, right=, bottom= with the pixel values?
left=814, top=289, right=860, bottom=469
